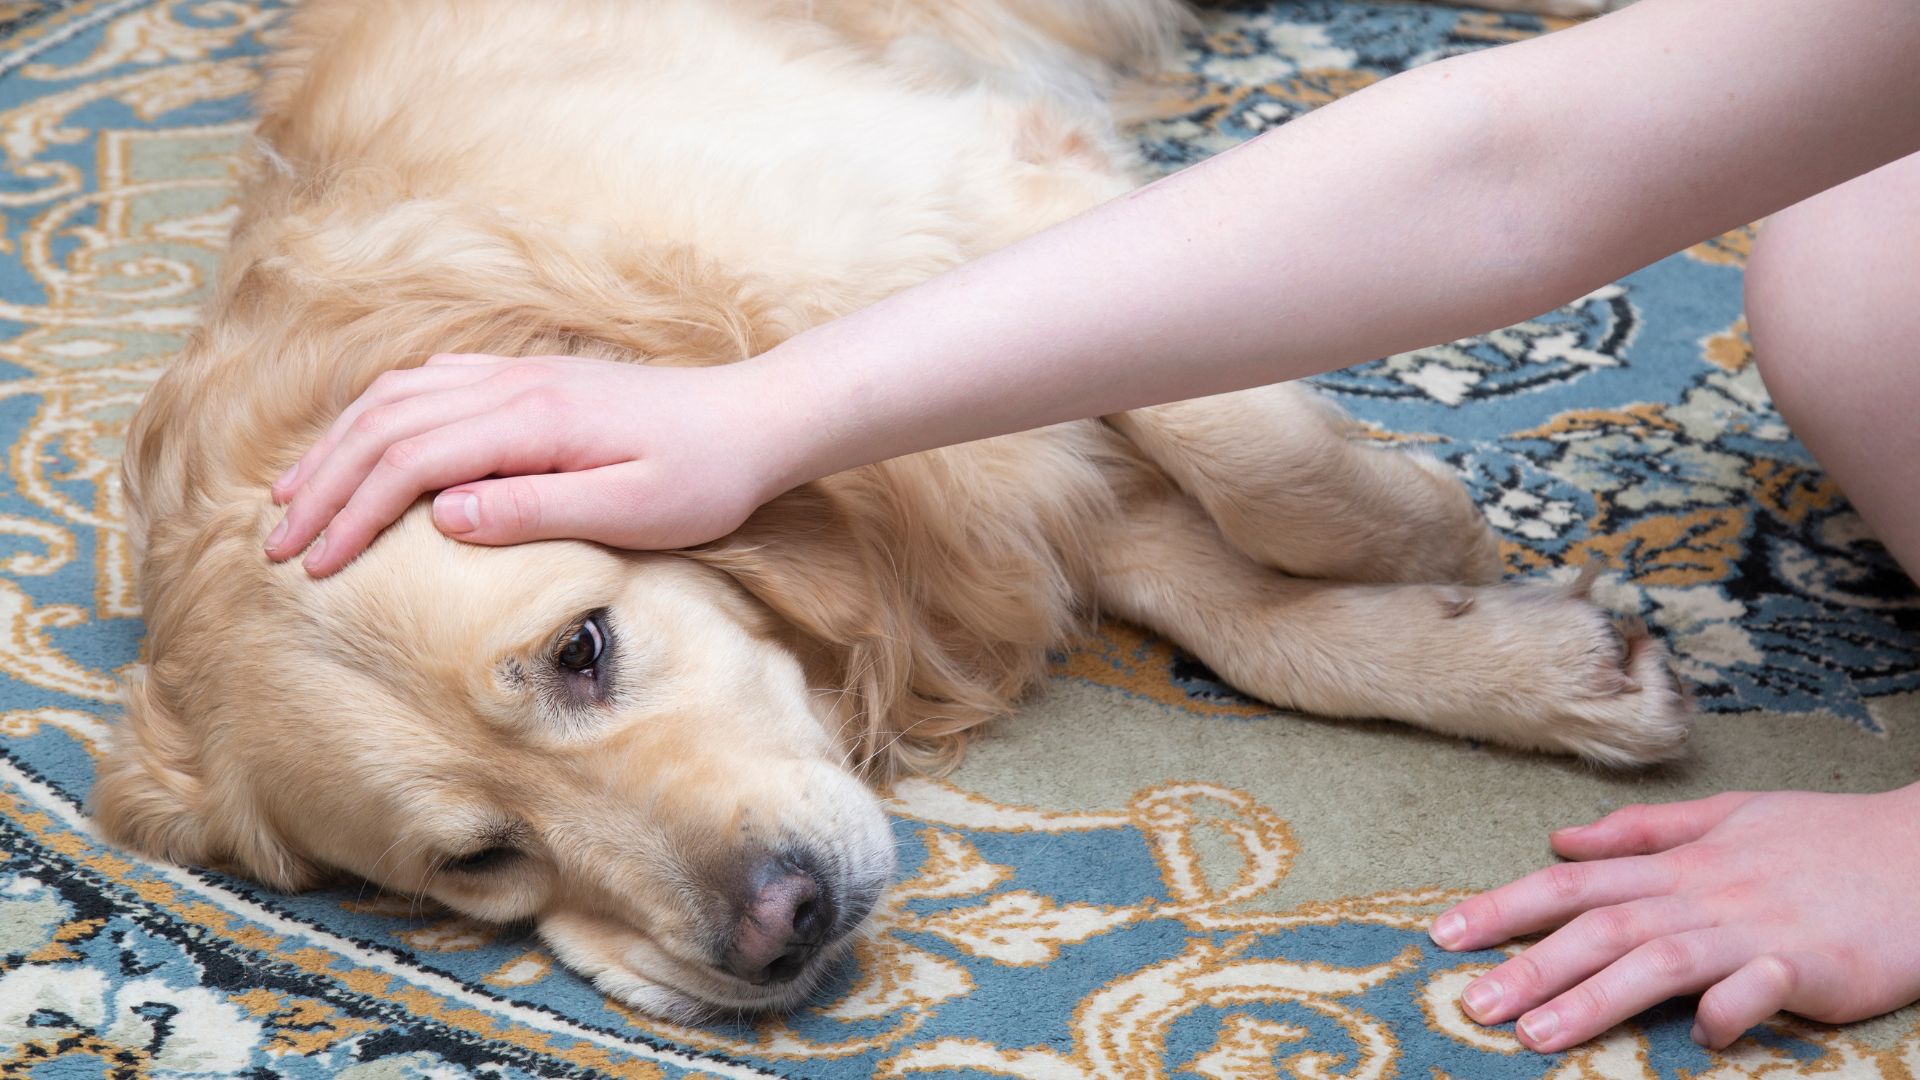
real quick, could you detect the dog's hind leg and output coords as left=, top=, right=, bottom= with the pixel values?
left=1090, top=485, right=1690, bottom=765
left=1108, top=387, right=1504, bottom=587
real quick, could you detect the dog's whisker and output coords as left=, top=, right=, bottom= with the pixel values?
left=411, top=852, right=453, bottom=924
left=855, top=711, right=949, bottom=776
left=357, top=832, right=424, bottom=906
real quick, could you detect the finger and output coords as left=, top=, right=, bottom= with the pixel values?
left=269, top=380, right=537, bottom=562
left=432, top=464, right=733, bottom=550
left=1691, top=953, right=1823, bottom=1051
left=1460, top=897, right=1707, bottom=1024
left=272, top=363, right=505, bottom=503
left=296, top=412, right=586, bottom=576
left=1430, top=855, right=1679, bottom=952
left=1550, top=793, right=1758, bottom=861
left=1514, top=929, right=1746, bottom=1054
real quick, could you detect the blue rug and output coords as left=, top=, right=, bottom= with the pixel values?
left=4, top=2, right=1918, bottom=1077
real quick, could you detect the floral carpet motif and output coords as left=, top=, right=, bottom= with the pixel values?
left=2, top=2, right=1917, bottom=1078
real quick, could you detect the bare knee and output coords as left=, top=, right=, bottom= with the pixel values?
left=1745, top=220, right=1820, bottom=428
left=1742, top=152, right=1920, bottom=577
left=1749, top=152, right=1920, bottom=404
left=1747, top=166, right=1909, bottom=426
left=1746, top=209, right=1851, bottom=430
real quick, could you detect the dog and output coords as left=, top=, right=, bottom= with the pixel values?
left=96, top=0, right=1689, bottom=1021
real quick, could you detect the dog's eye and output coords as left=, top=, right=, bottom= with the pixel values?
left=448, top=846, right=517, bottom=874
left=555, top=615, right=605, bottom=673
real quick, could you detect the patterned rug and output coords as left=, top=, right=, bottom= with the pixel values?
left=4, top=2, right=1918, bottom=1077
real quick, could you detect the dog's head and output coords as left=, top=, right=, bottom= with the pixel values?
left=95, top=203, right=1072, bottom=1016
left=94, top=485, right=986, bottom=1019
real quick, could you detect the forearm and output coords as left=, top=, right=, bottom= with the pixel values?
left=746, top=0, right=1920, bottom=489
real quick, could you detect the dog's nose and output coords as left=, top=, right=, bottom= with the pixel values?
left=724, top=853, right=836, bottom=984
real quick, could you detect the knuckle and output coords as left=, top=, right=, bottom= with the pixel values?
left=350, top=405, right=397, bottom=441
left=379, top=438, right=426, bottom=473
left=1754, top=954, right=1798, bottom=996
left=510, top=385, right=566, bottom=418
left=1608, top=804, right=1653, bottom=846
left=1639, top=936, right=1697, bottom=980
left=501, top=479, right=542, bottom=532
left=1501, top=950, right=1547, bottom=995
left=322, top=505, right=368, bottom=543
left=1573, top=906, right=1639, bottom=952
left=1543, top=862, right=1590, bottom=904
left=1567, top=979, right=1613, bottom=1025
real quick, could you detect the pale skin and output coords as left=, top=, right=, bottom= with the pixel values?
left=261, top=0, right=1920, bottom=1054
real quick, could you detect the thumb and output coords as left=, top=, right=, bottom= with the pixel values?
left=432, top=465, right=679, bottom=548
left=1550, top=791, right=1758, bottom=860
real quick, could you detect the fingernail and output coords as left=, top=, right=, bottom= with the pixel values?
left=1690, top=1022, right=1707, bottom=1046
left=1462, top=979, right=1503, bottom=1021
left=1430, top=912, right=1466, bottom=949
left=274, top=462, right=298, bottom=492
left=1518, top=1009, right=1558, bottom=1047
left=302, top=535, right=327, bottom=572
left=265, top=519, right=288, bottom=553
left=435, top=491, right=480, bottom=533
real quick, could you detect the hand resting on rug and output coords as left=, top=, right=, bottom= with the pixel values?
left=1429, top=784, right=1920, bottom=1052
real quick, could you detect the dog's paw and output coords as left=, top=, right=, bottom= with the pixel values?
left=1488, top=575, right=1693, bottom=767
left=1548, top=616, right=1693, bottom=767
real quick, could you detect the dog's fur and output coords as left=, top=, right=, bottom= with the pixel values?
left=98, top=0, right=1688, bottom=1019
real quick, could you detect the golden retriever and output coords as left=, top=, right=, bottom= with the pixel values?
left=96, top=0, right=1688, bottom=1020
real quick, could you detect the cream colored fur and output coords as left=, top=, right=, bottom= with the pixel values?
left=97, top=0, right=1688, bottom=1018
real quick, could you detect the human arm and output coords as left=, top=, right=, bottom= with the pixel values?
left=268, top=0, right=1920, bottom=574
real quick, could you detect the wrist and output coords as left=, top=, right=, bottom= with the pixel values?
left=723, top=336, right=849, bottom=501
left=739, top=323, right=904, bottom=494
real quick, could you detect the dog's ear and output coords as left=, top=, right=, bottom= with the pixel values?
left=690, top=476, right=1028, bottom=777
left=93, top=667, right=213, bottom=867
left=690, top=484, right=885, bottom=648
left=93, top=667, right=318, bottom=890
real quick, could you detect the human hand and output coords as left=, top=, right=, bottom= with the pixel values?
left=265, top=353, right=808, bottom=575
left=1428, top=784, right=1920, bottom=1053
